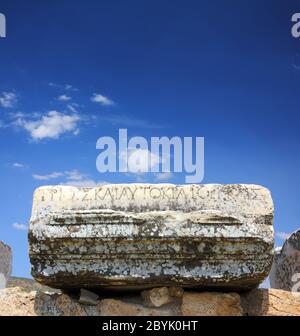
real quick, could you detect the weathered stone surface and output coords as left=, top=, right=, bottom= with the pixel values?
left=142, top=287, right=174, bottom=307
left=0, top=287, right=36, bottom=316
left=0, top=287, right=180, bottom=316
left=270, top=230, right=300, bottom=292
left=168, top=286, right=184, bottom=298
left=29, top=184, right=274, bottom=291
left=0, top=241, right=12, bottom=290
left=99, top=299, right=180, bottom=316
left=182, top=292, right=242, bottom=316
left=2, top=287, right=300, bottom=316
left=241, top=289, right=300, bottom=316
left=35, top=291, right=88, bottom=316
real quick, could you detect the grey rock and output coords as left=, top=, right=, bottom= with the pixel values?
left=0, top=241, right=12, bottom=290
left=270, top=230, right=300, bottom=292
left=141, top=286, right=184, bottom=308
left=79, top=289, right=99, bottom=306
left=141, top=287, right=174, bottom=307
left=29, top=184, right=274, bottom=291
left=168, top=286, right=184, bottom=298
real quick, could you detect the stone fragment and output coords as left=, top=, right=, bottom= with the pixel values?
left=0, top=241, right=12, bottom=290
left=241, top=289, right=300, bottom=316
left=99, top=299, right=180, bottom=316
left=270, top=229, right=300, bottom=292
left=29, top=184, right=274, bottom=291
left=35, top=291, right=87, bottom=316
left=141, top=287, right=174, bottom=307
left=79, top=289, right=99, bottom=306
left=168, top=286, right=184, bottom=298
left=182, top=292, right=242, bottom=316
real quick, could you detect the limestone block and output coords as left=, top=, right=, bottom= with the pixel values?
left=142, top=287, right=174, bottom=307
left=29, top=184, right=274, bottom=291
left=182, top=292, right=242, bottom=316
left=241, top=288, right=300, bottom=316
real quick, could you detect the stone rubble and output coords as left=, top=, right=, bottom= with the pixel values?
left=0, top=241, right=12, bottom=290
left=270, top=229, right=300, bottom=292
left=1, top=286, right=300, bottom=316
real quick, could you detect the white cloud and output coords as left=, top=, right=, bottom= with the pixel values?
left=91, top=93, right=115, bottom=106
left=65, top=84, right=78, bottom=91
left=154, top=172, right=173, bottom=181
left=19, top=111, right=80, bottom=140
left=32, top=172, right=64, bottom=181
left=13, top=163, right=25, bottom=168
left=120, top=149, right=161, bottom=174
left=276, top=232, right=291, bottom=241
left=0, top=92, right=17, bottom=108
left=12, top=223, right=28, bottom=231
left=63, top=179, right=102, bottom=188
left=49, top=83, right=78, bottom=92
left=67, top=104, right=78, bottom=113
left=65, top=170, right=86, bottom=181
left=63, top=170, right=106, bottom=187
left=99, top=114, right=164, bottom=129
left=32, top=169, right=106, bottom=187
left=32, top=170, right=83, bottom=182
left=57, top=94, right=71, bottom=102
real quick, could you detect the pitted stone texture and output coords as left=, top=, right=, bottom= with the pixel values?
left=29, top=184, right=274, bottom=291
left=0, top=241, right=12, bottom=290
left=0, top=287, right=36, bottom=316
left=141, top=287, right=183, bottom=307
left=99, top=299, right=180, bottom=316
left=182, top=292, right=242, bottom=316
left=241, top=289, right=300, bottom=316
left=2, top=287, right=300, bottom=316
left=270, top=230, right=300, bottom=292
left=0, top=287, right=180, bottom=316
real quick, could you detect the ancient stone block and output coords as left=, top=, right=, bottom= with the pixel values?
left=29, top=184, right=274, bottom=291
left=241, top=289, right=300, bottom=316
left=270, top=229, right=300, bottom=292
left=99, top=298, right=180, bottom=316
left=0, top=241, right=12, bottom=290
left=182, top=292, right=242, bottom=316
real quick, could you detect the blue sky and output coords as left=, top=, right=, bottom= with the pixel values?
left=0, top=0, right=300, bottom=278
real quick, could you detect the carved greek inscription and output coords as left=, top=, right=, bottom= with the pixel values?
left=39, top=185, right=206, bottom=203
